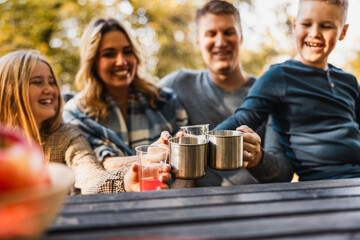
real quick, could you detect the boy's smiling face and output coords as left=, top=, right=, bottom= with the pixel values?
left=293, top=0, right=348, bottom=69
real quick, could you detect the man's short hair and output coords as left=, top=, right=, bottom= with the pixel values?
left=195, top=0, right=242, bottom=33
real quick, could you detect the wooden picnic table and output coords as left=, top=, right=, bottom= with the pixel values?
left=43, top=178, right=360, bottom=239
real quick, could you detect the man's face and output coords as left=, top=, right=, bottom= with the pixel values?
left=196, top=13, right=242, bottom=76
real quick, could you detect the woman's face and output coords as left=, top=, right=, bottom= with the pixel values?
left=95, top=30, right=137, bottom=90
left=28, top=61, right=59, bottom=129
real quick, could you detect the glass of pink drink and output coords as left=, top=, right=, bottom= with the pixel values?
left=135, top=145, right=169, bottom=191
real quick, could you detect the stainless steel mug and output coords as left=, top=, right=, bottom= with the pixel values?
left=169, top=137, right=208, bottom=179
left=206, top=130, right=243, bottom=170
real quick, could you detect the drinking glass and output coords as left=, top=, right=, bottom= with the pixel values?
left=135, top=145, right=169, bottom=191
left=180, top=124, right=209, bottom=139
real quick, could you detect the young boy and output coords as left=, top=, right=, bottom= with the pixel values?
left=215, top=0, right=360, bottom=181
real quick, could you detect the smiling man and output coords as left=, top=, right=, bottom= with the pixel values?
left=158, top=0, right=293, bottom=187
left=158, top=0, right=253, bottom=130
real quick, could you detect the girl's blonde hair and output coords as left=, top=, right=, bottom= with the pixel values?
left=76, top=17, right=161, bottom=121
left=0, top=50, right=62, bottom=146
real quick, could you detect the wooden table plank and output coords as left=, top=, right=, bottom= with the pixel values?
left=44, top=211, right=360, bottom=240
left=50, top=196, right=360, bottom=231
left=43, top=178, right=360, bottom=240
left=64, top=178, right=360, bottom=204
left=60, top=185, right=360, bottom=215
left=42, top=233, right=360, bottom=240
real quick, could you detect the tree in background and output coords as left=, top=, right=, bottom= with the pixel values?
left=114, top=0, right=208, bottom=79
left=0, top=0, right=298, bottom=90
left=0, top=0, right=104, bottom=89
left=349, top=54, right=360, bottom=80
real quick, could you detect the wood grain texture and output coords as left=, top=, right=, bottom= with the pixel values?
left=43, top=178, right=360, bottom=240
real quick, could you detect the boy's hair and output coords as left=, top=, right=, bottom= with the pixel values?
left=195, top=0, right=242, bottom=34
left=299, top=0, right=348, bottom=23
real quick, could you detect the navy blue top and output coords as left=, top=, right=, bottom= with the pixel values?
left=215, top=59, right=360, bottom=180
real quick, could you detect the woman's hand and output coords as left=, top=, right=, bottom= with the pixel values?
left=236, top=125, right=263, bottom=168
left=151, top=131, right=172, bottom=149
left=124, top=163, right=172, bottom=192
left=104, top=131, right=172, bottom=172
left=103, top=156, right=138, bottom=171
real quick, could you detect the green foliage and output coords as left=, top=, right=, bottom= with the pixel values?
left=128, top=0, right=207, bottom=78
left=242, top=44, right=280, bottom=77
left=0, top=0, right=104, bottom=88
left=348, top=52, right=360, bottom=81
left=0, top=0, right=287, bottom=89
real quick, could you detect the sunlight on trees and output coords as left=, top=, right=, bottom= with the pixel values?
left=1, top=0, right=357, bottom=89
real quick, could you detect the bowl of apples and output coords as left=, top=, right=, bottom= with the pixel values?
left=0, top=124, right=74, bottom=240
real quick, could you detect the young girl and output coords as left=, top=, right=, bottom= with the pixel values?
left=0, top=50, right=171, bottom=194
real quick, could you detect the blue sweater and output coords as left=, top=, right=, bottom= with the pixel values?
left=215, top=59, right=360, bottom=180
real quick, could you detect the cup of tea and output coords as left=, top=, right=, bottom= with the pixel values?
left=180, top=124, right=209, bottom=139
left=135, top=145, right=169, bottom=191
left=206, top=130, right=244, bottom=170
left=169, top=137, right=208, bottom=179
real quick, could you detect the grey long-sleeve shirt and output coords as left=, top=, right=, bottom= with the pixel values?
left=159, top=69, right=293, bottom=184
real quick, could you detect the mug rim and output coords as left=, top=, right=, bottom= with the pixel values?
left=180, top=123, right=210, bottom=129
left=169, top=136, right=209, bottom=146
left=206, top=130, right=244, bottom=137
left=134, top=144, right=169, bottom=154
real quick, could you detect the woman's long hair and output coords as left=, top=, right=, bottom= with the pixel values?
left=76, top=17, right=161, bottom=121
left=0, top=50, right=62, bottom=146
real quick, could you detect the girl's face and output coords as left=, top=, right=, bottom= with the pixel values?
left=95, top=30, right=137, bottom=90
left=29, top=61, right=59, bottom=129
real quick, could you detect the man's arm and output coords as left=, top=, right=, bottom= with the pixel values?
left=238, top=124, right=294, bottom=183
left=247, top=120, right=294, bottom=183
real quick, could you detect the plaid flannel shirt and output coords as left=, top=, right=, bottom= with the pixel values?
left=41, top=124, right=127, bottom=194
left=63, top=88, right=188, bottom=162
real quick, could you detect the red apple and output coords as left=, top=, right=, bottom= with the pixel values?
left=0, top=124, right=50, bottom=193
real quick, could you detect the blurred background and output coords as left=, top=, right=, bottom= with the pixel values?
left=1, top=0, right=359, bottom=92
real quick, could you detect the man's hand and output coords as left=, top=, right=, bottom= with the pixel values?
left=236, top=125, right=263, bottom=168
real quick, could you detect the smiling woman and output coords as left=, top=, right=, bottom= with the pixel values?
left=96, top=31, right=137, bottom=91
left=62, top=17, right=188, bottom=171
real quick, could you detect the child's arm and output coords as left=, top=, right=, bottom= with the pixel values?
left=214, top=66, right=283, bottom=131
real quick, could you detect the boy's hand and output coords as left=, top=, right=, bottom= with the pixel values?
left=236, top=125, right=263, bottom=168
